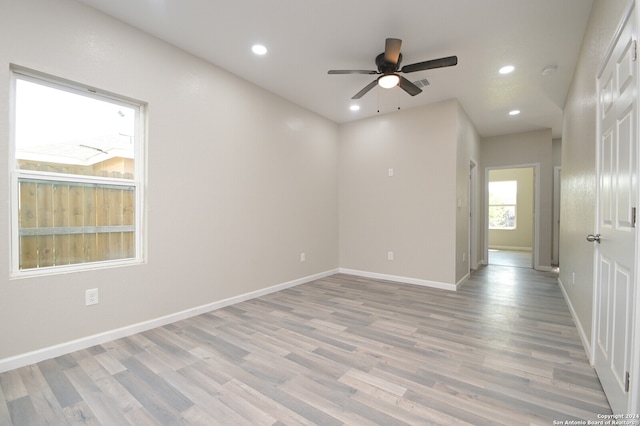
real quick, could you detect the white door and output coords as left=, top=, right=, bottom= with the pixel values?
left=594, top=3, right=637, bottom=415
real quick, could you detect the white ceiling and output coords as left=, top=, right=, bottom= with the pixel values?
left=73, top=0, right=594, bottom=138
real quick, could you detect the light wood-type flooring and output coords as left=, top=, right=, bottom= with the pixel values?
left=0, top=266, right=612, bottom=425
left=488, top=249, right=532, bottom=268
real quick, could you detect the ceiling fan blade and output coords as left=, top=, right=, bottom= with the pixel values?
left=400, top=55, right=458, bottom=73
left=384, top=38, right=402, bottom=64
left=328, top=69, right=378, bottom=75
left=398, top=75, right=422, bottom=96
left=352, top=80, right=378, bottom=99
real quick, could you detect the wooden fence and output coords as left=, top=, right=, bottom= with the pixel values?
left=18, top=178, right=135, bottom=270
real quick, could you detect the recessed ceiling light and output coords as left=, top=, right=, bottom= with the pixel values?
left=509, top=109, right=521, bottom=116
left=350, top=105, right=360, bottom=111
left=252, top=44, right=268, bottom=55
left=499, top=65, right=515, bottom=74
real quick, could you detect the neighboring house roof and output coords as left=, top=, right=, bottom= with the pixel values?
left=16, top=134, right=134, bottom=166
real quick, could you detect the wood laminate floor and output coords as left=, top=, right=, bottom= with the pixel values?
left=488, top=250, right=532, bottom=268
left=0, top=266, right=612, bottom=425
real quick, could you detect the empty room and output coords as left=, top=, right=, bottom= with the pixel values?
left=0, top=0, right=639, bottom=424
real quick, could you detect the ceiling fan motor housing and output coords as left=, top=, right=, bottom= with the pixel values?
left=376, top=52, right=401, bottom=73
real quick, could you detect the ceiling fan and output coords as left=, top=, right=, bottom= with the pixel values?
left=328, top=38, right=458, bottom=99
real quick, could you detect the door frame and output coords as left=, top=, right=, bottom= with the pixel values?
left=591, top=0, right=639, bottom=412
left=470, top=159, right=479, bottom=270
left=484, top=163, right=540, bottom=269
left=552, top=166, right=561, bottom=266
left=631, top=0, right=640, bottom=412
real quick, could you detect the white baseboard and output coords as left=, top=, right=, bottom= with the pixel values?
left=557, top=276, right=592, bottom=363
left=456, top=271, right=470, bottom=287
left=0, top=268, right=339, bottom=373
left=338, top=268, right=458, bottom=291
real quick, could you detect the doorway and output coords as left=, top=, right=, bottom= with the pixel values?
left=486, top=166, right=537, bottom=268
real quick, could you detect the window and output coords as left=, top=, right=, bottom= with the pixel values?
left=488, top=180, right=517, bottom=229
left=11, top=68, right=145, bottom=276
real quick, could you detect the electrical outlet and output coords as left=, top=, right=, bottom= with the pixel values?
left=388, top=251, right=394, bottom=261
left=85, top=288, right=99, bottom=306
left=300, top=252, right=306, bottom=262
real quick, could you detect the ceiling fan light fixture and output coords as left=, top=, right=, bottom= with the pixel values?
left=378, top=74, right=400, bottom=89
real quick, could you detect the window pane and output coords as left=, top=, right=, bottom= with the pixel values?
left=489, top=180, right=517, bottom=204
left=18, top=178, right=136, bottom=270
left=15, top=79, right=135, bottom=178
left=489, top=205, right=516, bottom=229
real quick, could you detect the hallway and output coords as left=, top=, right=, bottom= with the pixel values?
left=488, top=249, right=532, bottom=268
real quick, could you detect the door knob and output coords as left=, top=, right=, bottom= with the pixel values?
left=586, top=234, right=601, bottom=243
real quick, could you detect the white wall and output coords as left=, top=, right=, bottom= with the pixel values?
left=560, top=0, right=629, bottom=346
left=338, top=99, right=481, bottom=288
left=481, top=129, right=554, bottom=269
left=553, top=138, right=562, bottom=167
left=0, top=0, right=339, bottom=361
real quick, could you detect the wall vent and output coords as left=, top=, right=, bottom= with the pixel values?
left=412, top=78, right=430, bottom=88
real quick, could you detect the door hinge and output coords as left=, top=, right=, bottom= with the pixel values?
left=625, top=371, right=631, bottom=392
left=633, top=40, right=638, bottom=61
left=632, top=207, right=637, bottom=228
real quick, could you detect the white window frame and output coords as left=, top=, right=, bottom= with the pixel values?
left=9, top=67, right=146, bottom=278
